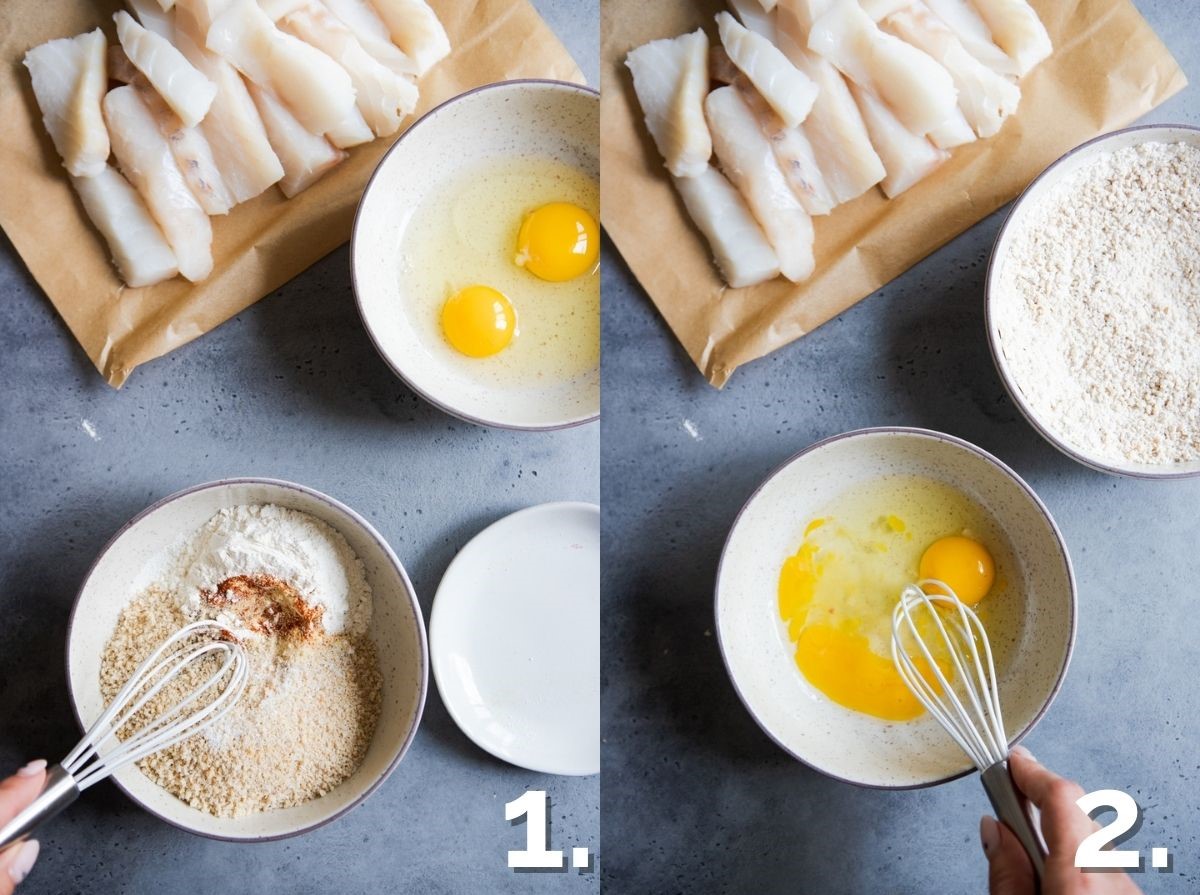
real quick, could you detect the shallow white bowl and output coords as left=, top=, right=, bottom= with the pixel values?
left=715, top=428, right=1075, bottom=789
left=67, top=479, right=428, bottom=841
left=430, top=503, right=600, bottom=776
left=351, top=80, right=599, bottom=431
left=986, top=124, right=1200, bottom=479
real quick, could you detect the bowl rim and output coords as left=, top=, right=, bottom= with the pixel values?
left=428, top=501, right=601, bottom=776
left=713, top=426, right=1078, bottom=790
left=349, top=78, right=601, bottom=433
left=984, top=123, right=1200, bottom=480
left=65, top=477, right=430, bottom=843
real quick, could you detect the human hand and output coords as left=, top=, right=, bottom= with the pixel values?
left=982, top=746, right=1142, bottom=895
left=0, top=761, right=45, bottom=894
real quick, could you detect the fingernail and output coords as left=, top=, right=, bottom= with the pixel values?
left=16, top=760, right=46, bottom=778
left=8, top=839, right=39, bottom=884
left=1011, top=745, right=1036, bottom=762
left=979, top=816, right=999, bottom=855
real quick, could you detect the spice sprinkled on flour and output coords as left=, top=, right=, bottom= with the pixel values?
left=99, top=504, right=382, bottom=818
left=995, top=141, right=1200, bottom=466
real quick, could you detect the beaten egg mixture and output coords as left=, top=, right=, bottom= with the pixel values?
left=778, top=476, right=1022, bottom=721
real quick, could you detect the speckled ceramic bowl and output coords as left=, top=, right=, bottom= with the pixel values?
left=986, top=124, right=1200, bottom=479
left=66, top=478, right=427, bottom=841
left=351, top=80, right=599, bottom=430
left=715, top=428, right=1075, bottom=789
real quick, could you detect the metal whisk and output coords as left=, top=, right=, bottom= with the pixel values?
left=0, top=620, right=248, bottom=853
left=891, top=581, right=1046, bottom=878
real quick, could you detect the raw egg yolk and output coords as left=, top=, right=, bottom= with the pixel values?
left=516, top=202, right=599, bottom=282
left=919, top=535, right=995, bottom=605
left=440, top=285, right=516, bottom=358
left=796, top=624, right=941, bottom=721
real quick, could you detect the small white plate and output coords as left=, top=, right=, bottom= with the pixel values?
left=430, top=503, right=599, bottom=776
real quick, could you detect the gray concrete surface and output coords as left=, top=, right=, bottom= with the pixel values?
left=0, top=3, right=598, bottom=893
left=601, top=2, right=1200, bottom=892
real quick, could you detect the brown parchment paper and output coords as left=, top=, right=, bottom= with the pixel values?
left=0, top=0, right=584, bottom=387
left=601, top=0, right=1186, bottom=387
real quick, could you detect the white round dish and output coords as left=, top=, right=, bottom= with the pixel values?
left=67, top=478, right=428, bottom=841
left=715, top=428, right=1075, bottom=789
left=986, top=123, right=1200, bottom=479
left=351, top=80, right=600, bottom=431
left=430, top=502, right=599, bottom=776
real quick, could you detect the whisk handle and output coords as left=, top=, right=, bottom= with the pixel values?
left=0, top=764, right=79, bottom=854
left=982, top=760, right=1047, bottom=880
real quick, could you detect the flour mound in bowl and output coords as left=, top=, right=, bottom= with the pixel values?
left=98, top=504, right=382, bottom=818
left=994, top=141, right=1200, bottom=465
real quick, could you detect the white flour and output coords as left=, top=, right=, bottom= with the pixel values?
left=159, top=504, right=373, bottom=636
left=995, top=141, right=1200, bottom=465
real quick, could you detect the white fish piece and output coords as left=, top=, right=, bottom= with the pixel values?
left=967, top=0, right=1050, bottom=76
left=705, top=86, right=814, bottom=282
left=72, top=165, right=179, bottom=287
left=924, top=0, right=1019, bottom=76
left=754, top=0, right=778, bottom=10
left=367, top=0, right=450, bottom=76
left=260, top=0, right=307, bottom=18
left=205, top=0, right=356, bottom=135
left=926, top=106, right=975, bottom=148
left=247, top=83, right=346, bottom=197
left=625, top=30, right=712, bottom=179
left=23, top=30, right=110, bottom=178
left=861, top=0, right=910, bottom=20
left=734, top=78, right=835, bottom=215
left=728, top=0, right=776, bottom=40
left=322, top=0, right=418, bottom=77
left=775, top=11, right=884, bottom=203
left=674, top=166, right=780, bottom=289
left=775, top=0, right=833, bottom=35
left=850, top=83, right=947, bottom=197
left=155, top=0, right=176, bottom=9
left=103, top=85, right=213, bottom=281
left=884, top=3, right=1020, bottom=138
left=281, top=2, right=418, bottom=137
left=173, top=0, right=233, bottom=33
left=716, top=12, right=816, bottom=129
left=172, top=12, right=284, bottom=203
left=136, top=81, right=235, bottom=214
left=126, top=0, right=175, bottom=38
left=326, top=108, right=375, bottom=147
left=807, top=0, right=958, bottom=136
left=114, top=10, right=215, bottom=127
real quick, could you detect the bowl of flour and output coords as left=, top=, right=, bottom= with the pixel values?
left=987, top=125, right=1200, bottom=478
left=66, top=479, right=428, bottom=841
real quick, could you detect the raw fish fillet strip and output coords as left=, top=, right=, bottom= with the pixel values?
left=247, top=82, right=347, bottom=198
left=807, top=0, right=958, bottom=136
left=103, top=85, right=213, bottom=282
left=23, top=29, right=110, bottom=178
left=716, top=11, right=817, bottom=129
left=705, top=85, right=815, bottom=282
left=114, top=9, right=215, bottom=127
left=626, top=30, right=713, bottom=179
left=674, top=166, right=781, bottom=288
left=71, top=166, right=179, bottom=287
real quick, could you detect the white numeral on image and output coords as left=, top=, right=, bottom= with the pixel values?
left=1075, top=789, right=1142, bottom=869
left=506, top=790, right=565, bottom=869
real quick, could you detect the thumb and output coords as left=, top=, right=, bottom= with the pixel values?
left=0, top=761, right=49, bottom=893
left=982, top=815, right=1036, bottom=895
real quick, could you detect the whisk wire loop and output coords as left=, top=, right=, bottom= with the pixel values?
left=63, top=620, right=248, bottom=792
left=890, top=581, right=1008, bottom=771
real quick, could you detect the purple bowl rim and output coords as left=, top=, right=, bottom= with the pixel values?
left=984, top=123, right=1200, bottom=480
left=712, top=427, right=1078, bottom=791
left=349, top=78, right=600, bottom=433
left=65, top=477, right=430, bottom=843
